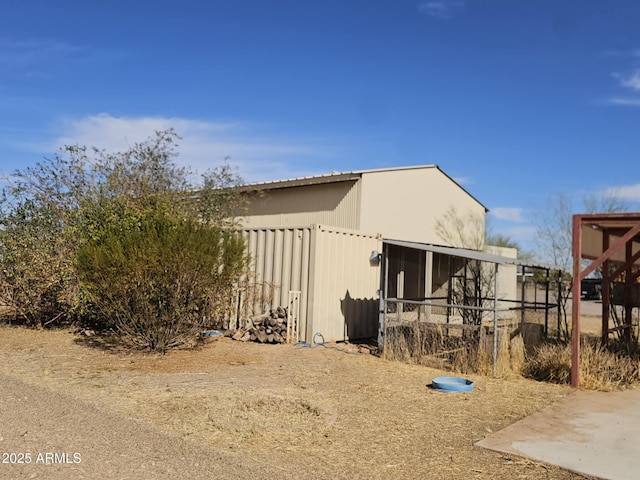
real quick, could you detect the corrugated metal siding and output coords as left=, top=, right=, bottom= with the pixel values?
left=308, top=225, right=381, bottom=342
left=241, top=180, right=361, bottom=230
left=241, top=224, right=381, bottom=343
left=242, top=227, right=312, bottom=336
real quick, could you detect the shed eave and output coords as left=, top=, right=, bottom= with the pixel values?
left=383, top=238, right=557, bottom=270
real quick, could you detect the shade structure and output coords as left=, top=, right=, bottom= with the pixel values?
left=571, top=213, right=640, bottom=388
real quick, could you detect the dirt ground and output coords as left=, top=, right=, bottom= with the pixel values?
left=0, top=325, right=593, bottom=479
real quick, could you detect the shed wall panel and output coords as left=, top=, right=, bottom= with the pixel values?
left=359, top=167, right=486, bottom=245
left=242, top=227, right=312, bottom=336
left=308, top=225, right=381, bottom=342
left=240, top=181, right=360, bottom=230
left=241, top=225, right=381, bottom=343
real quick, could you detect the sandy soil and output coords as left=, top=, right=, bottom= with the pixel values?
left=0, top=325, right=592, bottom=479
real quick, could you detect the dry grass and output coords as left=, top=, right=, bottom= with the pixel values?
left=383, top=322, right=526, bottom=378
left=383, top=322, right=487, bottom=373
left=509, top=334, right=526, bottom=374
left=522, top=336, right=640, bottom=391
left=0, top=324, right=586, bottom=480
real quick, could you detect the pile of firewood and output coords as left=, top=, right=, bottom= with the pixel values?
left=228, top=306, right=288, bottom=344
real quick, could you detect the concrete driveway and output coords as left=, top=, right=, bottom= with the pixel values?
left=476, top=387, right=640, bottom=480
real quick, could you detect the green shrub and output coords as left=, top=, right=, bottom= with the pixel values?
left=76, top=211, right=246, bottom=351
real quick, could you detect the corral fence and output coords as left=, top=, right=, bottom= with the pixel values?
left=377, top=239, right=562, bottom=376
left=381, top=292, right=558, bottom=376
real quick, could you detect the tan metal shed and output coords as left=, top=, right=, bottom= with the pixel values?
left=235, top=165, right=492, bottom=345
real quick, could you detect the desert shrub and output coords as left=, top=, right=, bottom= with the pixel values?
left=76, top=211, right=246, bottom=351
left=0, top=130, right=249, bottom=343
left=0, top=200, right=77, bottom=327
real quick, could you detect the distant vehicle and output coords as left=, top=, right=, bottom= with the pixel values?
left=581, top=278, right=602, bottom=300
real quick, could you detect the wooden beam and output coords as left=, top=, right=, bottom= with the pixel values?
left=580, top=224, right=640, bottom=280
left=608, top=248, right=640, bottom=281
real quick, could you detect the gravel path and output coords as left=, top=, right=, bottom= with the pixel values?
left=0, top=373, right=281, bottom=480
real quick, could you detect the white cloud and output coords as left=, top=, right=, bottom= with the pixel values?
left=452, top=176, right=473, bottom=185
left=489, top=207, right=525, bottom=222
left=602, top=49, right=640, bottom=58
left=621, top=70, right=640, bottom=91
left=605, top=183, right=640, bottom=202
left=503, top=225, right=536, bottom=238
left=46, top=114, right=334, bottom=183
left=609, top=97, right=640, bottom=107
left=0, top=38, right=86, bottom=73
left=417, top=1, right=466, bottom=19
left=502, top=225, right=537, bottom=251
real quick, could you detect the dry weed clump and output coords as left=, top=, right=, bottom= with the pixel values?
left=509, top=334, right=526, bottom=374
left=383, top=323, right=481, bottom=373
left=522, top=343, right=571, bottom=385
left=523, top=337, right=640, bottom=391
left=384, top=322, right=478, bottom=373
left=383, top=322, right=525, bottom=376
left=476, top=330, right=526, bottom=376
left=384, top=322, right=491, bottom=373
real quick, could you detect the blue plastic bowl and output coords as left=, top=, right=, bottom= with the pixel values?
left=431, top=376, right=474, bottom=392
left=202, top=330, right=223, bottom=338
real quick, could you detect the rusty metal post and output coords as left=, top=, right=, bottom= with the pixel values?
left=493, top=263, right=499, bottom=377
left=571, top=215, right=582, bottom=388
left=602, top=232, right=610, bottom=345
left=625, top=241, right=633, bottom=343
left=520, top=266, right=526, bottom=333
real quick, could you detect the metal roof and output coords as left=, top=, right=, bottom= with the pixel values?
left=239, top=165, right=437, bottom=190
left=238, top=172, right=362, bottom=191
left=383, top=238, right=559, bottom=271
left=238, top=164, right=487, bottom=212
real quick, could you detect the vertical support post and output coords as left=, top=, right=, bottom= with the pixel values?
left=520, top=266, right=526, bottom=332
left=544, top=268, right=550, bottom=337
left=571, top=215, right=582, bottom=388
left=397, top=249, right=405, bottom=316
left=493, top=264, right=499, bottom=377
left=602, top=232, right=610, bottom=345
left=625, top=240, right=633, bottom=343
left=377, top=245, right=388, bottom=353
left=446, top=256, right=453, bottom=324
left=425, top=251, right=433, bottom=323
left=463, top=259, right=469, bottom=323
left=557, top=270, right=562, bottom=341
left=287, top=291, right=302, bottom=344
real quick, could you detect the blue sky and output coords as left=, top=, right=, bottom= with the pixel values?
left=2, top=0, right=640, bottom=255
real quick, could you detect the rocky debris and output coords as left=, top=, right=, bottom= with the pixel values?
left=73, top=327, right=96, bottom=337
